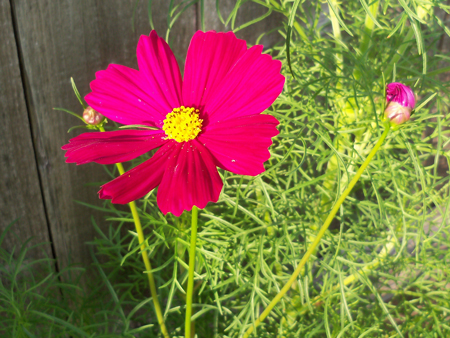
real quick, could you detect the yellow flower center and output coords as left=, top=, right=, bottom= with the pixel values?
left=162, top=106, right=203, bottom=143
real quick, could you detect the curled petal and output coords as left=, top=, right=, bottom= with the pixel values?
left=198, top=114, right=279, bottom=176
left=386, top=82, right=415, bottom=109
left=62, top=129, right=167, bottom=165
left=157, top=140, right=223, bottom=216
left=99, top=141, right=177, bottom=204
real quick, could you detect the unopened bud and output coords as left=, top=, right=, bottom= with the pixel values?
left=83, top=106, right=105, bottom=125
left=384, top=82, right=415, bottom=126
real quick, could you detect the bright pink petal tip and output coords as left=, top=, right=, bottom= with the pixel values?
left=157, top=140, right=223, bottom=217
left=182, top=31, right=247, bottom=110
left=203, top=44, right=285, bottom=124
left=62, top=129, right=166, bottom=165
left=137, top=31, right=183, bottom=111
left=98, top=141, right=177, bottom=204
left=386, top=82, right=415, bottom=109
left=199, top=114, right=280, bottom=176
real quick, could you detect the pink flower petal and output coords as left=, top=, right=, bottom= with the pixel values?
left=198, top=114, right=279, bottom=176
left=62, top=129, right=167, bottom=165
left=85, top=31, right=182, bottom=127
left=137, top=30, right=182, bottom=112
left=157, top=140, right=223, bottom=216
left=86, top=64, right=168, bottom=127
left=386, top=82, right=416, bottom=109
left=182, top=31, right=247, bottom=111
left=99, top=141, right=177, bottom=204
left=204, top=45, right=285, bottom=124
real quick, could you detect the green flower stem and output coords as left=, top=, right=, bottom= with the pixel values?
left=267, top=0, right=308, bottom=41
left=354, top=0, right=379, bottom=80
left=384, top=28, right=415, bottom=78
left=282, top=235, right=396, bottom=327
left=329, top=0, right=343, bottom=83
left=320, top=0, right=346, bottom=222
left=296, top=235, right=396, bottom=316
left=360, top=1, right=379, bottom=54
left=185, top=206, right=199, bottom=338
left=98, top=127, right=170, bottom=338
left=384, top=5, right=429, bottom=78
left=243, top=123, right=391, bottom=338
left=117, top=165, right=170, bottom=338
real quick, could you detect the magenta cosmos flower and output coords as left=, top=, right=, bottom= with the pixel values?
left=62, top=31, right=284, bottom=216
left=384, top=82, right=415, bottom=125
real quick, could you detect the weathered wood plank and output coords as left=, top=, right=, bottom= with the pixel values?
left=0, top=0, right=51, bottom=258
left=10, top=0, right=196, bottom=270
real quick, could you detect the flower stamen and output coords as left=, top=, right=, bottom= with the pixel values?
left=163, top=106, right=202, bottom=142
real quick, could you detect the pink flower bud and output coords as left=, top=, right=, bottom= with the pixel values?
left=82, top=106, right=105, bottom=125
left=384, top=82, right=415, bottom=125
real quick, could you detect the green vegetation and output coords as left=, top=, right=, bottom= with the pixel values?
left=2, top=0, right=450, bottom=336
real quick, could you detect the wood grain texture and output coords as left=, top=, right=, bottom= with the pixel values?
left=2, top=0, right=283, bottom=267
left=10, top=0, right=196, bottom=270
left=0, top=0, right=51, bottom=259
left=202, top=0, right=283, bottom=47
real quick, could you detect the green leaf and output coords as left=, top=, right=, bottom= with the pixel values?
left=71, top=77, right=87, bottom=109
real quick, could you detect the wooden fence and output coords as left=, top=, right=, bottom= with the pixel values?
left=0, top=0, right=282, bottom=272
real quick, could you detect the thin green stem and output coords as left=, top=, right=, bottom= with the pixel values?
left=329, top=0, right=343, bottom=82
left=384, top=6, right=429, bottom=79
left=243, top=123, right=391, bottom=338
left=296, top=235, right=397, bottom=316
left=384, top=28, right=415, bottom=78
left=98, top=126, right=170, bottom=338
left=185, top=206, right=199, bottom=338
left=354, top=0, right=379, bottom=80
left=361, top=0, right=379, bottom=53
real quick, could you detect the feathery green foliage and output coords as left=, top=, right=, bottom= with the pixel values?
left=2, top=0, right=450, bottom=336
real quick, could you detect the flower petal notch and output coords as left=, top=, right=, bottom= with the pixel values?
left=62, top=30, right=285, bottom=216
left=384, top=82, right=416, bottom=126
